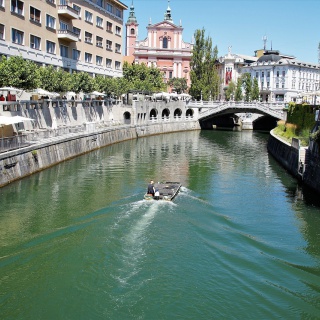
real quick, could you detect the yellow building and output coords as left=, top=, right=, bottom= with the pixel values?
left=0, top=0, right=127, bottom=77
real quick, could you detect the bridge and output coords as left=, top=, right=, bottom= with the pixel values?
left=187, top=101, right=286, bottom=121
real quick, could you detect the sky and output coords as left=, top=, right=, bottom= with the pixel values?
left=122, top=0, right=320, bottom=64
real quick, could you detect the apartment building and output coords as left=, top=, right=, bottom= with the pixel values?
left=0, top=0, right=127, bottom=77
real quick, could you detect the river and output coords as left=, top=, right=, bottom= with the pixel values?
left=1, top=130, right=320, bottom=319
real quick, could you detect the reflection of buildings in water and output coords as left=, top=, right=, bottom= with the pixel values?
left=139, top=131, right=202, bottom=186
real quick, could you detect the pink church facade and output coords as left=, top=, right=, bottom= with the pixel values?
left=125, top=2, right=193, bottom=90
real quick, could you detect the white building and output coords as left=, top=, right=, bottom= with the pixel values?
left=241, top=50, right=320, bottom=103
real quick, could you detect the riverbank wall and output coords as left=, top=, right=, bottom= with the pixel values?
left=267, top=131, right=300, bottom=178
left=302, top=140, right=320, bottom=193
left=0, top=99, right=200, bottom=187
left=268, top=130, right=320, bottom=194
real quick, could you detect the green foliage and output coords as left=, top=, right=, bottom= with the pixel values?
left=70, top=72, right=94, bottom=93
left=287, top=104, right=316, bottom=131
left=0, top=55, right=40, bottom=89
left=189, top=28, right=220, bottom=100
left=242, top=73, right=252, bottom=102
left=122, top=62, right=165, bottom=93
left=251, top=77, right=260, bottom=101
left=310, top=129, right=320, bottom=146
left=168, top=77, right=188, bottom=94
left=234, top=77, right=243, bottom=101
left=225, top=81, right=236, bottom=101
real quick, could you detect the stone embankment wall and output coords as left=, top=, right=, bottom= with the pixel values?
left=268, top=130, right=320, bottom=194
left=0, top=100, right=200, bottom=187
left=267, top=130, right=300, bottom=178
left=302, top=141, right=320, bottom=193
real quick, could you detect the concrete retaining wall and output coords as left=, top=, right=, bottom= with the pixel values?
left=0, top=121, right=200, bottom=187
left=267, top=131, right=299, bottom=178
left=303, top=142, right=320, bottom=193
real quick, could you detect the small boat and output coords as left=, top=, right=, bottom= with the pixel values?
left=144, top=182, right=181, bottom=201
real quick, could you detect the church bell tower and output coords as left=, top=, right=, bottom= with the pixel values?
left=125, top=1, right=139, bottom=57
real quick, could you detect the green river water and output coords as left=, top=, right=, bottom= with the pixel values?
left=1, top=130, right=320, bottom=319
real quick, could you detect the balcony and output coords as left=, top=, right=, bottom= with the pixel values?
left=58, top=29, right=78, bottom=42
left=58, top=5, right=79, bottom=19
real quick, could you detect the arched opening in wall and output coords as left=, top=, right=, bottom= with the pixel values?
left=174, top=108, right=182, bottom=118
left=150, top=108, right=158, bottom=120
left=186, top=109, right=194, bottom=117
left=163, top=37, right=168, bottom=49
left=123, top=112, right=131, bottom=124
left=130, top=28, right=135, bottom=35
left=162, top=108, right=170, bottom=119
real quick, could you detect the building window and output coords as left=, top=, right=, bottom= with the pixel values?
left=163, top=37, right=168, bottom=49
left=261, top=81, right=264, bottom=89
left=256, top=72, right=259, bottom=78
left=106, top=3, right=113, bottom=13
left=282, top=70, right=285, bottom=77
left=73, top=4, right=80, bottom=14
left=60, top=45, right=68, bottom=58
left=85, top=52, right=92, bottom=63
left=115, top=43, right=121, bottom=53
left=0, top=0, right=4, bottom=8
left=276, top=83, right=279, bottom=88
left=30, top=34, right=40, bottom=49
left=115, top=8, right=122, bottom=18
left=267, top=71, right=270, bottom=77
left=267, top=82, right=269, bottom=88
left=106, top=21, right=112, bottom=33
left=130, top=28, right=135, bottom=35
left=169, top=71, right=173, bottom=79
left=116, top=26, right=121, bottom=36
left=282, top=82, right=285, bottom=89
left=30, top=6, right=40, bottom=23
left=96, top=0, right=103, bottom=7
left=0, top=24, right=4, bottom=40
left=85, top=31, right=92, bottom=44
left=46, top=14, right=56, bottom=29
left=261, top=71, right=264, bottom=77
left=60, top=21, right=69, bottom=30
left=96, top=55, right=102, bottom=65
left=12, top=28, right=24, bottom=44
left=72, top=49, right=80, bottom=60
left=96, top=16, right=103, bottom=28
left=96, top=36, right=103, bottom=47
left=276, top=71, right=279, bottom=77
left=106, top=58, right=112, bottom=68
left=115, top=61, right=121, bottom=70
left=11, top=0, right=24, bottom=15
left=46, top=40, right=55, bottom=54
left=106, top=40, right=112, bottom=50
left=85, top=10, right=92, bottom=23
left=73, top=27, right=81, bottom=39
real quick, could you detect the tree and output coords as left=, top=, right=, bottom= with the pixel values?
left=0, top=55, right=40, bottom=89
left=242, top=73, right=252, bottom=102
left=38, top=65, right=59, bottom=92
left=225, top=81, right=236, bottom=101
left=251, top=77, right=260, bottom=101
left=189, top=28, right=220, bottom=100
left=168, top=77, right=188, bottom=93
left=70, top=72, right=94, bottom=93
left=234, top=77, right=243, bottom=101
left=122, top=62, right=165, bottom=93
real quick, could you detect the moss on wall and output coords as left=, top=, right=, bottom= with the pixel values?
left=287, top=104, right=317, bottom=130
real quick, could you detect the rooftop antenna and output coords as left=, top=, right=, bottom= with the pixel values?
left=262, top=35, right=267, bottom=51
left=271, top=41, right=273, bottom=51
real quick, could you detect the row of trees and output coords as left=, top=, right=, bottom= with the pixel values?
left=0, top=56, right=165, bottom=96
left=0, top=32, right=261, bottom=101
left=225, top=74, right=260, bottom=102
